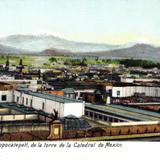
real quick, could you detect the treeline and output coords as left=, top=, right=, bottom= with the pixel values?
left=119, top=59, right=160, bottom=69
left=49, top=57, right=119, bottom=66
left=49, top=56, right=160, bottom=69
left=64, top=58, right=87, bottom=66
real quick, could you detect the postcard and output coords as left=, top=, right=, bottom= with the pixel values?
left=0, top=0, right=159, bottom=159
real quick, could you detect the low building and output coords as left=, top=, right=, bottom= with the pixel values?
left=106, top=82, right=160, bottom=98
left=12, top=89, right=85, bottom=118
left=48, top=80, right=100, bottom=100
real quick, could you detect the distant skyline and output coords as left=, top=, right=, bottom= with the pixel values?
left=0, top=0, right=160, bottom=45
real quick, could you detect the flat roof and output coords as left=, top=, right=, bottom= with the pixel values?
left=85, top=103, right=160, bottom=121
left=0, top=120, right=47, bottom=125
left=111, top=104, right=160, bottom=119
left=0, top=103, right=50, bottom=117
left=108, top=82, right=160, bottom=87
left=17, top=89, right=83, bottom=104
left=85, top=104, right=145, bottom=121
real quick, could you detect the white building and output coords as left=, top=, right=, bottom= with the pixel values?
left=12, top=90, right=84, bottom=117
left=121, top=77, right=160, bottom=83
left=0, top=75, right=15, bottom=81
left=0, top=81, right=85, bottom=117
left=106, top=84, right=160, bottom=98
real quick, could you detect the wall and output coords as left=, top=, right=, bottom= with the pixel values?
left=0, top=108, right=21, bottom=115
left=13, top=90, right=21, bottom=103
left=0, top=108, right=10, bottom=114
left=61, top=124, right=160, bottom=139
left=0, top=90, right=13, bottom=102
left=21, top=93, right=33, bottom=107
left=1, top=123, right=49, bottom=133
left=32, top=96, right=45, bottom=110
left=103, top=124, right=160, bottom=136
left=64, top=102, right=84, bottom=117
left=0, top=114, right=38, bottom=121
left=112, top=86, right=160, bottom=98
left=45, top=99, right=64, bottom=117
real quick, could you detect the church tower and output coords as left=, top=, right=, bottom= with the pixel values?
left=5, top=57, right=9, bottom=71
left=17, top=58, right=24, bottom=73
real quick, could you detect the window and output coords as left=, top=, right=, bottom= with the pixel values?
left=17, top=97, right=19, bottom=103
left=85, top=111, right=88, bottom=116
left=99, top=115, right=102, bottom=120
left=42, top=102, right=45, bottom=110
left=104, top=116, right=107, bottom=121
left=117, top=90, right=120, bottom=96
left=155, top=89, right=158, bottom=97
left=26, top=98, right=28, bottom=105
left=30, top=99, right=32, bottom=107
left=1, top=95, right=7, bottom=101
left=90, top=112, right=93, bottom=118
left=22, top=97, right=24, bottom=104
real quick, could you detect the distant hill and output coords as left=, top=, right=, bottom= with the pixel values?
left=40, top=48, right=73, bottom=56
left=101, top=44, right=160, bottom=60
left=0, top=34, right=123, bottom=52
left=0, top=44, right=29, bottom=54
left=74, top=44, right=160, bottom=60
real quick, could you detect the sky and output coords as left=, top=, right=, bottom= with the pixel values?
left=0, top=0, right=160, bottom=45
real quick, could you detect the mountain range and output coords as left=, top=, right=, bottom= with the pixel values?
left=0, top=34, right=123, bottom=53
left=0, top=34, right=159, bottom=60
left=79, top=43, right=160, bottom=60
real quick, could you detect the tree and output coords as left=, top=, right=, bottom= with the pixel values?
left=81, top=57, right=87, bottom=66
left=49, top=57, right=57, bottom=63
